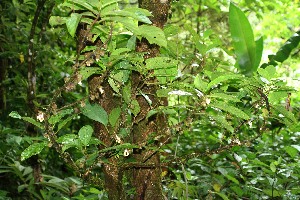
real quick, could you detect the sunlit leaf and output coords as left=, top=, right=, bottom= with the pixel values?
left=81, top=102, right=108, bottom=126
left=210, top=102, right=250, bottom=120
left=49, top=16, right=66, bottom=26
left=66, top=13, right=82, bottom=37
left=138, top=25, right=167, bottom=47
left=21, top=142, right=47, bottom=161
left=229, top=3, right=258, bottom=76
left=206, top=74, right=242, bottom=91
left=130, top=100, right=140, bottom=116
left=78, top=125, right=93, bottom=146
left=9, top=111, right=21, bottom=119
left=22, top=117, right=43, bottom=129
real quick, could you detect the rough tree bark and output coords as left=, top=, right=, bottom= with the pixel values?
left=80, top=0, right=170, bottom=199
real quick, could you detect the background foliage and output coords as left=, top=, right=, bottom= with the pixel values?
left=0, top=0, right=299, bottom=199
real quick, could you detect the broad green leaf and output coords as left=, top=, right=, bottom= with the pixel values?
left=103, top=16, right=140, bottom=35
left=156, top=89, right=172, bottom=97
left=127, top=35, right=136, bottom=50
left=291, top=145, right=300, bottom=152
left=81, top=102, right=108, bottom=126
left=111, top=48, right=130, bottom=56
left=21, top=142, right=47, bottom=161
left=229, top=3, right=257, bottom=76
left=22, top=117, right=43, bottom=129
left=130, top=99, right=140, bottom=116
left=262, top=189, right=283, bottom=197
left=215, top=192, right=230, bottom=200
left=57, top=134, right=77, bottom=144
left=146, top=110, right=158, bottom=120
left=285, top=146, right=298, bottom=158
left=103, top=8, right=152, bottom=24
left=101, top=0, right=121, bottom=15
left=138, top=25, right=167, bottom=47
left=79, top=67, right=102, bottom=80
left=209, top=115, right=234, bottom=133
left=109, top=107, right=121, bottom=127
left=78, top=125, right=93, bottom=146
left=257, top=65, right=276, bottom=81
left=145, top=57, right=178, bottom=83
left=206, top=74, right=242, bottom=90
left=122, top=84, right=131, bottom=104
left=108, top=78, right=120, bottom=93
left=49, top=16, right=66, bottom=26
left=194, top=74, right=208, bottom=92
left=230, top=186, right=244, bottom=197
left=272, top=104, right=297, bottom=124
left=66, top=13, right=82, bottom=37
left=225, top=174, right=239, bottom=185
left=49, top=109, right=73, bottom=125
left=68, top=0, right=98, bottom=14
left=57, top=115, right=75, bottom=132
left=210, top=102, right=250, bottom=120
left=9, top=111, right=21, bottom=119
left=57, top=134, right=80, bottom=152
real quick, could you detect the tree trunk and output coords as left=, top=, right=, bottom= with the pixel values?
left=84, top=0, right=170, bottom=199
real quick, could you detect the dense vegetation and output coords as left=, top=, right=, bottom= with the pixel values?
left=0, top=0, right=299, bottom=199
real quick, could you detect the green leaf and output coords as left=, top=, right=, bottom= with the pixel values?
left=270, top=162, right=276, bottom=172
left=9, top=111, right=21, bottom=119
left=103, top=16, right=140, bottom=35
left=206, top=74, right=242, bottom=91
left=285, top=146, right=298, bottom=158
left=103, top=8, right=152, bottom=24
left=257, top=65, right=276, bottom=81
left=109, top=107, right=121, bottom=127
left=130, top=100, right=140, bottom=116
left=49, top=109, right=73, bottom=125
left=209, top=115, right=234, bottom=133
left=122, top=84, right=131, bottom=104
left=225, top=174, right=239, bottom=185
left=145, top=57, right=178, bottom=84
left=108, top=78, right=120, bottom=93
left=215, top=192, right=230, bottom=200
left=209, top=93, right=241, bottom=102
left=127, top=35, right=136, bottom=50
left=194, top=74, right=208, bottom=92
left=68, top=0, right=99, bottom=14
left=78, top=125, right=93, bottom=146
left=57, top=115, right=75, bottom=132
left=229, top=3, right=257, bottom=76
left=255, top=36, right=263, bottom=70
left=272, top=30, right=300, bottom=63
left=138, top=25, right=167, bottom=47
left=57, top=134, right=80, bottom=152
left=22, top=117, right=43, bottom=129
left=66, top=13, right=82, bottom=37
left=210, top=102, right=250, bottom=120
left=21, top=142, right=47, bottom=161
left=79, top=67, right=102, bottom=80
left=81, top=102, right=108, bottom=126
left=57, top=134, right=77, bottom=144
left=156, top=89, right=171, bottom=97
left=49, top=16, right=66, bottom=26
left=262, top=189, right=283, bottom=197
